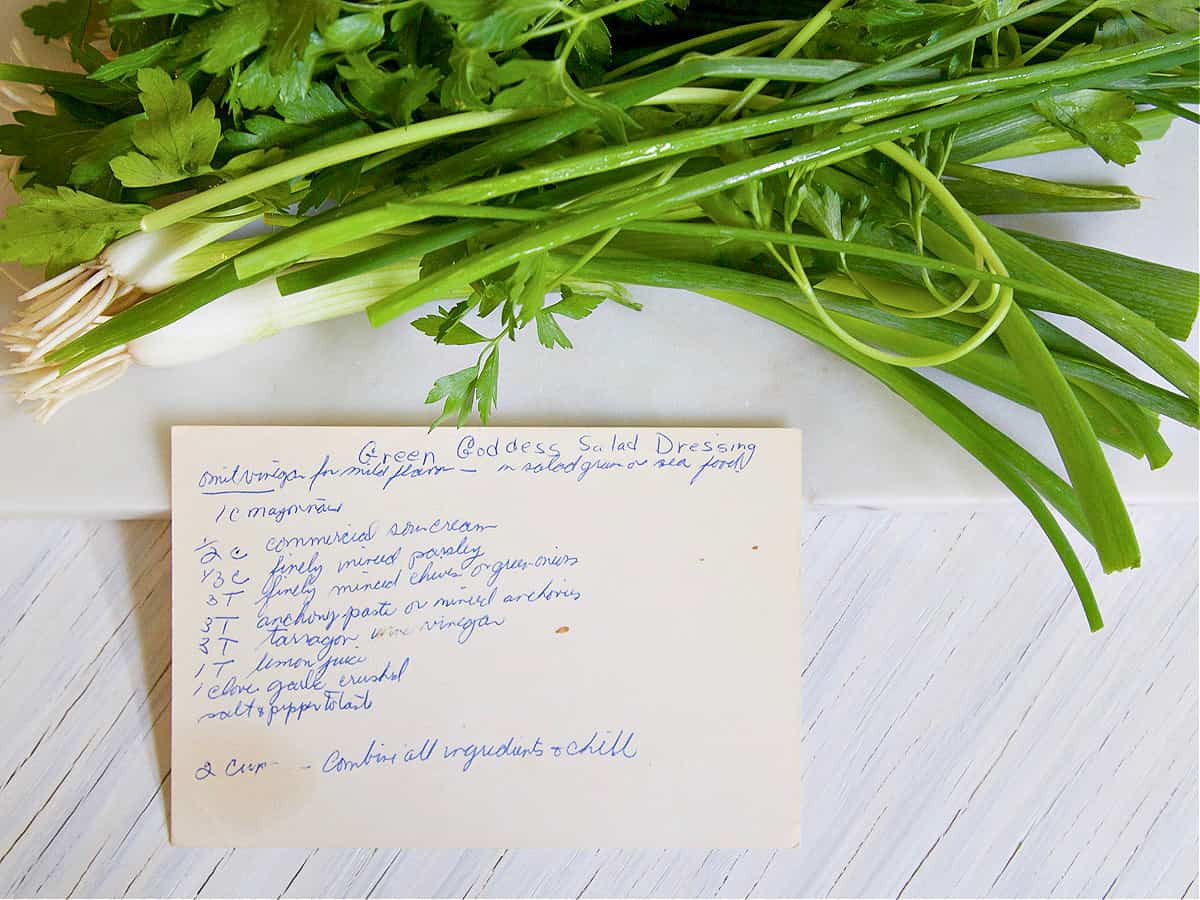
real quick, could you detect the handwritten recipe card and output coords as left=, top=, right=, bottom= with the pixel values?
left=170, top=426, right=803, bottom=847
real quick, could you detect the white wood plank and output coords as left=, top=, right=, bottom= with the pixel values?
left=0, top=509, right=1194, bottom=898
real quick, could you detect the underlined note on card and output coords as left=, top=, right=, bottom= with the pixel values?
left=169, top=426, right=803, bottom=848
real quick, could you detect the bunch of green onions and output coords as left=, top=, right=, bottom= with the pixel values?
left=0, top=0, right=1197, bottom=630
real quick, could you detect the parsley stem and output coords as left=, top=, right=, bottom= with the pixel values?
left=774, top=138, right=1013, bottom=369
left=1017, top=1, right=1106, bottom=64
left=520, top=0, right=651, bottom=45
left=718, top=0, right=851, bottom=121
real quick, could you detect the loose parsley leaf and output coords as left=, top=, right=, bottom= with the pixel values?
left=21, top=0, right=100, bottom=41
left=528, top=276, right=633, bottom=349
left=1034, top=90, right=1142, bottom=165
left=393, top=66, right=444, bottom=124
left=420, top=241, right=470, bottom=280
left=0, top=186, right=151, bottom=269
left=109, top=68, right=221, bottom=187
left=104, top=1, right=179, bottom=62
left=474, top=279, right=508, bottom=317
left=231, top=53, right=320, bottom=111
left=434, top=297, right=481, bottom=342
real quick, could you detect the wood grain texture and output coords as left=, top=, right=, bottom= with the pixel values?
left=0, top=509, right=1195, bottom=899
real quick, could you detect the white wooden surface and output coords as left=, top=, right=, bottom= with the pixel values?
left=0, top=507, right=1195, bottom=898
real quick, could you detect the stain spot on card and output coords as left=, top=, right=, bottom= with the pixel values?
left=555, top=626, right=570, bottom=634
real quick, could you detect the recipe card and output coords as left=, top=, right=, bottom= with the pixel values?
left=170, top=426, right=803, bottom=847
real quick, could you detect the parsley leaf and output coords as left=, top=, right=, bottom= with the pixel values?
left=545, top=283, right=606, bottom=319
left=513, top=255, right=549, bottom=324
left=109, top=68, right=221, bottom=187
left=566, top=18, right=613, bottom=84
left=1034, top=90, right=1142, bottom=166
left=113, top=0, right=215, bottom=17
left=0, top=107, right=99, bottom=187
left=412, top=306, right=489, bottom=344
left=230, top=53, right=319, bottom=111
left=425, top=363, right=479, bottom=427
left=69, top=115, right=140, bottom=186
left=90, top=37, right=181, bottom=83
left=222, top=82, right=366, bottom=153
left=616, top=0, right=689, bottom=25
left=531, top=277, right=634, bottom=350
left=338, top=56, right=442, bottom=124
left=492, top=58, right=568, bottom=108
left=1128, top=0, right=1200, bottom=32
left=534, top=308, right=573, bottom=348
left=22, top=0, right=108, bottom=69
left=476, top=345, right=500, bottom=423
left=562, top=279, right=641, bottom=310
left=424, top=0, right=557, bottom=51
left=177, top=0, right=273, bottom=74
left=832, top=0, right=980, bottom=56
left=264, top=0, right=338, bottom=73
left=0, top=186, right=151, bottom=269
left=440, top=46, right=502, bottom=110
left=320, top=12, right=386, bottom=52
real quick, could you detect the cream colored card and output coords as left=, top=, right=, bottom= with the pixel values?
left=170, top=426, right=802, bottom=847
